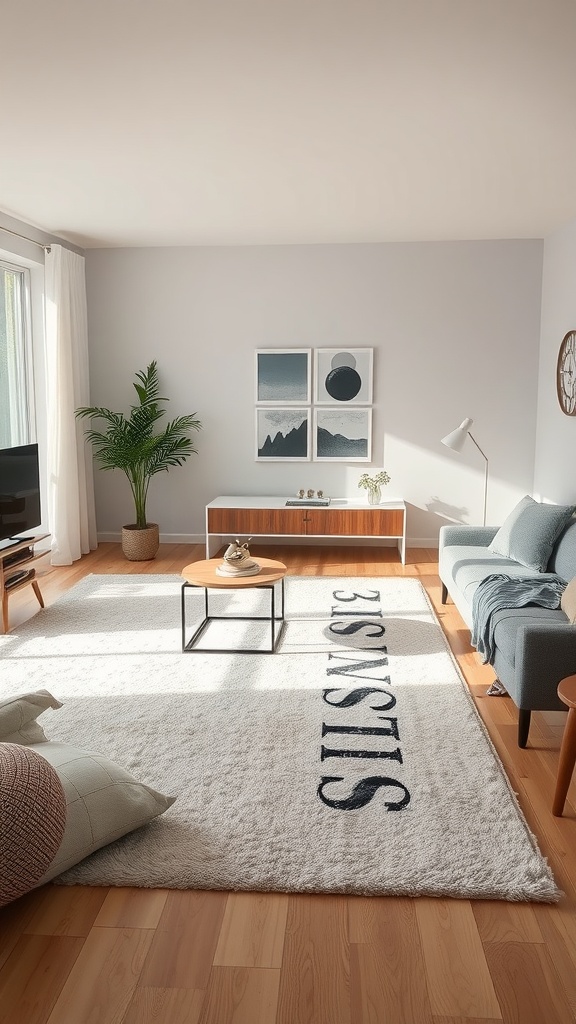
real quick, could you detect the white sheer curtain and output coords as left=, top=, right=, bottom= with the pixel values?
left=45, top=245, right=97, bottom=564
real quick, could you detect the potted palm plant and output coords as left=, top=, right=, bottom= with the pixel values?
left=76, top=361, right=201, bottom=560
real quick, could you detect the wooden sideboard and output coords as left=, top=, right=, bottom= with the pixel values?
left=205, top=497, right=406, bottom=563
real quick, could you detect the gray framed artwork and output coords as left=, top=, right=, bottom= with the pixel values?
left=314, top=348, right=373, bottom=405
left=313, top=407, right=372, bottom=462
left=256, top=407, right=311, bottom=461
left=255, top=349, right=312, bottom=405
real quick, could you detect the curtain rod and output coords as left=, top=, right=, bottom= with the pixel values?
left=0, top=223, right=85, bottom=256
left=0, top=224, right=51, bottom=252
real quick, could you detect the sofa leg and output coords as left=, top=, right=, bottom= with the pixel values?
left=518, top=709, right=531, bottom=748
left=441, top=582, right=448, bottom=604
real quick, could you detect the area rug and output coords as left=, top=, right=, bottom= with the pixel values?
left=0, top=573, right=559, bottom=901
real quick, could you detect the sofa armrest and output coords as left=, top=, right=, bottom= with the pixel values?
left=439, top=524, right=499, bottom=550
left=514, top=622, right=576, bottom=710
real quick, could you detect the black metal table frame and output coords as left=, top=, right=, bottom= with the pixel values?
left=181, top=577, right=285, bottom=653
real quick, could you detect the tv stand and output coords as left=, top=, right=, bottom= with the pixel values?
left=0, top=534, right=50, bottom=633
left=0, top=536, right=25, bottom=552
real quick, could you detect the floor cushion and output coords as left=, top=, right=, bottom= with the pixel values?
left=30, top=741, right=176, bottom=884
left=0, top=689, right=63, bottom=744
left=0, top=691, right=176, bottom=903
left=0, top=742, right=67, bottom=907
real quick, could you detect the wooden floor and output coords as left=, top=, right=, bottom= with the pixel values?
left=1, top=542, right=576, bottom=1024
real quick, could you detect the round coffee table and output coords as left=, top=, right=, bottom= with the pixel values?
left=552, top=674, right=576, bottom=816
left=180, top=557, right=287, bottom=653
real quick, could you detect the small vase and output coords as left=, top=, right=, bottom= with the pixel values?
left=367, top=486, right=381, bottom=505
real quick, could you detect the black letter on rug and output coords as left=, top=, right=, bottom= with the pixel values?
left=323, top=686, right=396, bottom=711
left=317, top=775, right=411, bottom=811
left=320, top=745, right=402, bottom=762
left=328, top=620, right=386, bottom=640
left=322, top=719, right=400, bottom=740
left=331, top=589, right=381, bottom=603
left=325, top=654, right=389, bottom=681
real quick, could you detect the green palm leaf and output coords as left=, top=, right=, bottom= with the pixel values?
left=76, top=361, right=201, bottom=528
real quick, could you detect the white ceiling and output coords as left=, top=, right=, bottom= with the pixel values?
left=3, top=0, right=576, bottom=248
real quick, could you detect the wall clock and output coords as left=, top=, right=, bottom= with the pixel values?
left=557, top=330, right=576, bottom=415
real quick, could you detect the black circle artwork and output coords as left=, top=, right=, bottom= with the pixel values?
left=324, top=365, right=362, bottom=401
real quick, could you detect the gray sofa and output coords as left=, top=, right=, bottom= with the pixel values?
left=439, top=520, right=576, bottom=747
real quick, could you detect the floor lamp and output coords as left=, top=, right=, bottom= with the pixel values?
left=441, top=417, right=489, bottom=526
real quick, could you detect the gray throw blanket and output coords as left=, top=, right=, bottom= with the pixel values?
left=471, top=573, right=566, bottom=665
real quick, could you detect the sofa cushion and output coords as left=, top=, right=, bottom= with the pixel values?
left=0, top=742, right=67, bottom=907
left=0, top=690, right=63, bottom=744
left=549, top=521, right=576, bottom=581
left=488, top=495, right=576, bottom=572
left=440, top=544, right=542, bottom=615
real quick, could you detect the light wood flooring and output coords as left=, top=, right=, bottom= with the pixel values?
left=1, top=541, right=576, bottom=1024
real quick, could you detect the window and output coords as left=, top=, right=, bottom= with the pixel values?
left=0, top=260, right=34, bottom=448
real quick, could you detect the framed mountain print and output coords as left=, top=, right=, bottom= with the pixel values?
left=256, top=407, right=311, bottom=461
left=313, top=407, right=372, bottom=462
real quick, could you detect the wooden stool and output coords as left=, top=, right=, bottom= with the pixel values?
left=552, top=674, right=576, bottom=816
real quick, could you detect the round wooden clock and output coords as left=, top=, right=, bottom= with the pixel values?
left=557, top=330, right=576, bottom=415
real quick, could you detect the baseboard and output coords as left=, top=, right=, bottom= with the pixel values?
left=97, top=532, right=439, bottom=549
left=97, top=532, right=205, bottom=544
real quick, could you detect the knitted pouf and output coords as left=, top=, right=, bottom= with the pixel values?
left=0, top=742, right=67, bottom=906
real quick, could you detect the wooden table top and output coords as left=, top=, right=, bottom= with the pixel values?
left=558, top=674, right=576, bottom=709
left=181, top=557, right=287, bottom=589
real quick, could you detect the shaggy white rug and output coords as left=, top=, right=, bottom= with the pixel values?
left=0, top=574, right=559, bottom=901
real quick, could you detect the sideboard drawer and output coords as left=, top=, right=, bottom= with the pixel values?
left=207, top=507, right=307, bottom=536
left=304, top=508, right=404, bottom=537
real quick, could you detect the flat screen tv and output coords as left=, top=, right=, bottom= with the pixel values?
left=0, top=443, right=41, bottom=550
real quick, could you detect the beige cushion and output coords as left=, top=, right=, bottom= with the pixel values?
left=561, top=577, right=576, bottom=624
left=30, top=741, right=176, bottom=883
left=0, top=690, right=62, bottom=744
left=0, top=742, right=67, bottom=907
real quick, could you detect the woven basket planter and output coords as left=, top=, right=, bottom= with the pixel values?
left=121, top=524, right=160, bottom=561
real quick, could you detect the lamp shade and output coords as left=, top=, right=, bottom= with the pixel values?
left=440, top=417, right=473, bottom=453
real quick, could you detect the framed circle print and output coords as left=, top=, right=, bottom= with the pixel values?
left=314, top=348, right=373, bottom=405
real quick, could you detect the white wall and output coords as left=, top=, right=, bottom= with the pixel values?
left=85, top=240, right=543, bottom=545
left=534, top=217, right=576, bottom=505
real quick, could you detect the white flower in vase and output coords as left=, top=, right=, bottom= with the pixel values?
left=358, top=470, right=391, bottom=505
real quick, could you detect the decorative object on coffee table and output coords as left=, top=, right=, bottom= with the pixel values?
left=358, top=470, right=391, bottom=505
left=76, top=361, right=201, bottom=561
left=217, top=538, right=261, bottom=577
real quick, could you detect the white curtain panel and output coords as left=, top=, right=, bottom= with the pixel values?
left=45, top=245, right=97, bottom=564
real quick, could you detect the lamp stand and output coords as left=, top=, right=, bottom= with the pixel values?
left=467, top=432, right=488, bottom=526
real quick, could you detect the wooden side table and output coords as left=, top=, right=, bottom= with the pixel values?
left=181, top=556, right=287, bottom=654
left=552, top=674, right=576, bottom=816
